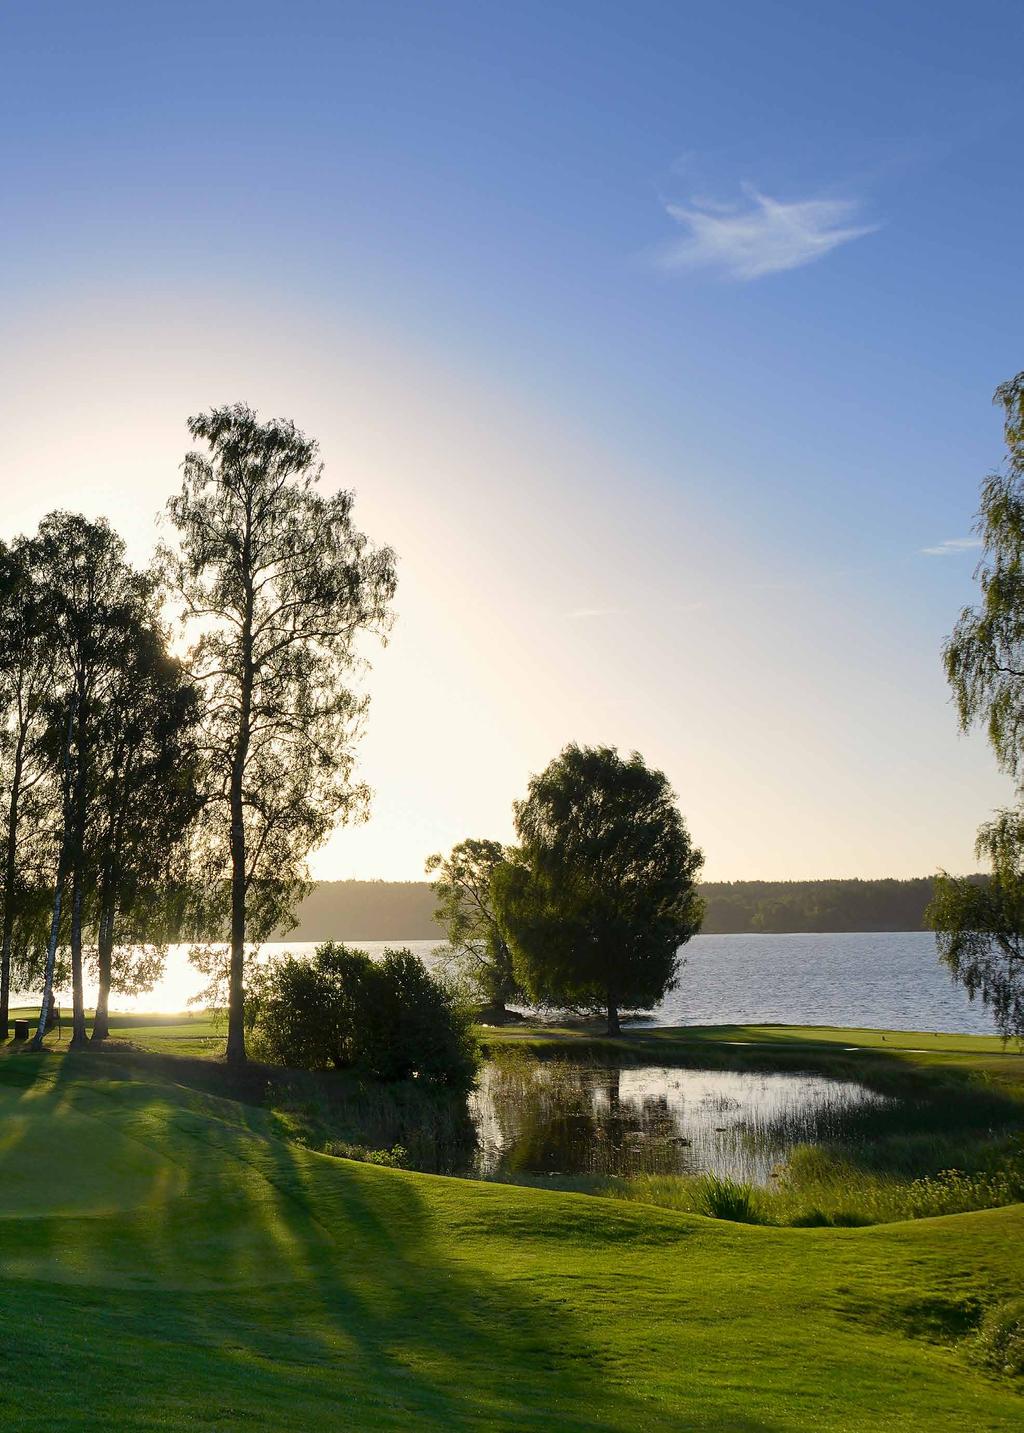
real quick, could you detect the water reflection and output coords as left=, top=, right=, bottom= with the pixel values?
left=468, top=1059, right=892, bottom=1185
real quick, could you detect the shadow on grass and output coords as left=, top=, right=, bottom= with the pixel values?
left=0, top=1046, right=795, bottom=1431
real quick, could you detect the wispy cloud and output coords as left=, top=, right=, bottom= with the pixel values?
left=656, top=184, right=879, bottom=280
left=920, top=537, right=983, bottom=557
left=565, top=606, right=621, bottom=621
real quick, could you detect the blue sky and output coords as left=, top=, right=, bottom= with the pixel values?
left=2, top=1, right=1022, bottom=879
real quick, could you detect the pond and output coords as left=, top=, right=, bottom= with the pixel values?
left=467, top=1059, right=893, bottom=1185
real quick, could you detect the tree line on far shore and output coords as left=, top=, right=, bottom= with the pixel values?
left=284, top=874, right=979, bottom=941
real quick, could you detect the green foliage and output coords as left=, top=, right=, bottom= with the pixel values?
left=494, top=744, right=703, bottom=1032
left=969, top=1298, right=1024, bottom=1378
left=945, top=370, right=1024, bottom=779
left=933, top=371, right=1024, bottom=1039
left=689, top=1173, right=761, bottom=1223
left=252, top=943, right=374, bottom=1070
left=357, top=947, right=479, bottom=1087
left=324, top=1140, right=409, bottom=1167
left=253, top=942, right=479, bottom=1091
left=426, top=837, right=524, bottom=1015
left=927, top=812, right=1024, bottom=1039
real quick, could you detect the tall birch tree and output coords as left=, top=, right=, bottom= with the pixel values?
left=0, top=536, right=57, bottom=1039
left=30, top=514, right=151, bottom=1049
left=163, top=404, right=396, bottom=1065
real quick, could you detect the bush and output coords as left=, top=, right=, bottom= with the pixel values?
left=252, top=943, right=479, bottom=1091
left=251, top=944, right=374, bottom=1070
left=690, top=1173, right=762, bottom=1223
left=324, top=1141, right=409, bottom=1168
left=356, top=948, right=479, bottom=1089
left=969, top=1298, right=1024, bottom=1378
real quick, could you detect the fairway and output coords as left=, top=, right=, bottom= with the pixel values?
left=0, top=1047, right=1020, bottom=1431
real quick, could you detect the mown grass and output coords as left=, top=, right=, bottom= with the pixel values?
left=0, top=1044, right=1023, bottom=1430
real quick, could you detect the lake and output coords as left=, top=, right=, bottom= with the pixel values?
left=54, top=929, right=997, bottom=1035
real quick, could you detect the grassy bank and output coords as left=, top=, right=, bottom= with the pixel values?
left=0, top=1043, right=1023, bottom=1429
left=478, top=1023, right=1024, bottom=1226
left=15, top=1009, right=1024, bottom=1224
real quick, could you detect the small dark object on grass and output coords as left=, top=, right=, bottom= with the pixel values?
left=12, top=1019, right=28, bottom=1040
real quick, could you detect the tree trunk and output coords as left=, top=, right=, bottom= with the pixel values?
left=226, top=603, right=253, bottom=1067
left=69, top=861, right=87, bottom=1048
left=226, top=771, right=247, bottom=1065
left=0, top=725, right=26, bottom=1041
left=91, top=895, right=115, bottom=1041
left=606, top=992, right=620, bottom=1037
left=223, top=499, right=256, bottom=1068
left=32, top=853, right=68, bottom=1051
left=68, top=690, right=89, bottom=1050
left=32, top=702, right=75, bottom=1052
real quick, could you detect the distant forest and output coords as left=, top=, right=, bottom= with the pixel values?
left=283, top=876, right=985, bottom=941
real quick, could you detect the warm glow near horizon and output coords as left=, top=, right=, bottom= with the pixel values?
left=0, top=287, right=1011, bottom=885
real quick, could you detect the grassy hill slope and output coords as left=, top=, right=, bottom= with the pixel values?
left=0, top=1048, right=1021, bottom=1430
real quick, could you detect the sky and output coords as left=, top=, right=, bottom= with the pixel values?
left=1, top=0, right=1022, bottom=882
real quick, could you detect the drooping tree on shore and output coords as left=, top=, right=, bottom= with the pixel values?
left=931, top=370, right=1024, bottom=1038
left=945, top=371, right=1024, bottom=777
left=928, top=813, right=1024, bottom=1039
left=163, top=404, right=396, bottom=1064
left=493, top=744, right=704, bottom=1035
left=426, top=838, right=524, bottom=1021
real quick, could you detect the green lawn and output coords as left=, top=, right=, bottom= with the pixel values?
left=0, top=1041, right=1022, bottom=1429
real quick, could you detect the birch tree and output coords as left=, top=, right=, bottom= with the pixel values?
left=30, top=514, right=151, bottom=1049
left=89, top=624, right=201, bottom=1040
left=0, top=536, right=57, bottom=1039
left=163, top=404, right=396, bottom=1064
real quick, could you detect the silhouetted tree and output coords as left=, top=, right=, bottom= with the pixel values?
left=493, top=744, right=703, bottom=1034
left=0, top=535, right=57, bottom=1038
left=426, top=838, right=524, bottom=1021
left=163, top=404, right=396, bottom=1064
left=31, top=514, right=151, bottom=1049
left=89, top=624, right=201, bottom=1040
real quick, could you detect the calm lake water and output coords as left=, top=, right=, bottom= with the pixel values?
left=468, top=1061, right=892, bottom=1184
left=58, top=929, right=997, bottom=1036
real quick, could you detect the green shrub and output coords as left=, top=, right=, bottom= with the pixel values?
left=252, top=943, right=479, bottom=1091
left=251, top=944, right=373, bottom=1070
left=969, top=1298, right=1024, bottom=1377
left=690, top=1173, right=762, bottom=1223
left=324, top=1140, right=409, bottom=1168
left=356, top=948, right=479, bottom=1089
